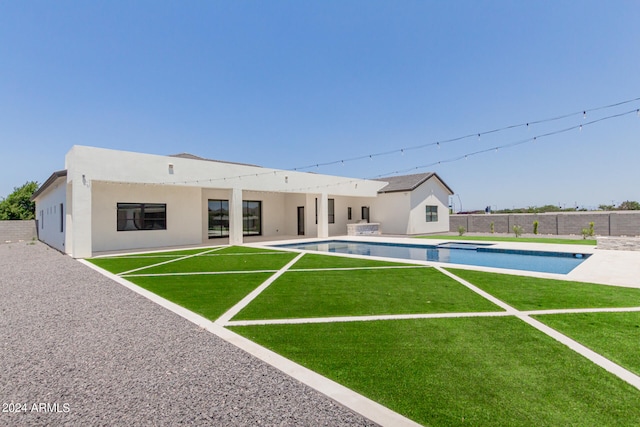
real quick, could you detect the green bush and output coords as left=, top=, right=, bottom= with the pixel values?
left=490, top=222, right=495, bottom=234
left=512, top=225, right=523, bottom=238
left=533, top=220, right=539, bottom=235
left=582, top=222, right=595, bottom=239
left=458, top=226, right=466, bottom=236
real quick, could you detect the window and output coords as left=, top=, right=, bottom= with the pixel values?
left=314, top=198, right=335, bottom=224
left=328, top=198, right=335, bottom=224
left=208, top=199, right=229, bottom=238
left=347, top=207, right=352, bottom=220
left=117, top=203, right=166, bottom=231
left=425, top=205, right=438, bottom=222
left=243, top=200, right=262, bottom=235
left=60, top=203, right=64, bottom=233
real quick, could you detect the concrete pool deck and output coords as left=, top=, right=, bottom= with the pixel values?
left=253, top=235, right=640, bottom=288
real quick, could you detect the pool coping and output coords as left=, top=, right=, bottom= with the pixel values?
left=247, top=235, right=640, bottom=288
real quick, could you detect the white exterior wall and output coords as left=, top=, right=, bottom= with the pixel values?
left=91, top=182, right=202, bottom=253
left=283, top=193, right=307, bottom=236
left=370, top=191, right=410, bottom=234
left=407, top=180, right=450, bottom=234
left=371, top=179, right=451, bottom=235
left=34, top=176, right=67, bottom=252
left=37, top=146, right=459, bottom=255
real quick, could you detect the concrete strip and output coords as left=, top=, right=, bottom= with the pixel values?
left=215, top=252, right=306, bottom=325
left=215, top=326, right=424, bottom=427
left=290, top=265, right=430, bottom=272
left=518, top=315, right=640, bottom=390
left=226, top=311, right=512, bottom=326
left=81, top=258, right=422, bottom=427
left=440, top=267, right=640, bottom=391
left=117, top=246, right=225, bottom=276
left=435, top=266, right=517, bottom=313
left=520, top=306, right=640, bottom=316
left=122, top=269, right=279, bottom=277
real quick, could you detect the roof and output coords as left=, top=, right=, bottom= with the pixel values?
left=375, top=172, right=454, bottom=194
left=168, top=153, right=259, bottom=168
left=31, top=170, right=67, bottom=201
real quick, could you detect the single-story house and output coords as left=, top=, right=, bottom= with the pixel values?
left=32, top=146, right=454, bottom=258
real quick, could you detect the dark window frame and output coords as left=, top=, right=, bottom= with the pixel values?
left=117, top=203, right=167, bottom=231
left=315, top=198, right=335, bottom=224
left=425, top=205, right=438, bottom=222
left=208, top=199, right=230, bottom=238
left=242, top=200, right=262, bottom=236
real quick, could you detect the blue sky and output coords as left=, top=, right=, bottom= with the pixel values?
left=1, top=1, right=639, bottom=211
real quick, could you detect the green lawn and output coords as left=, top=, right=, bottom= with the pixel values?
left=127, top=273, right=272, bottom=320
left=447, top=268, right=640, bottom=310
left=233, top=266, right=501, bottom=320
left=89, top=245, right=640, bottom=426
left=290, top=253, right=414, bottom=269
left=136, top=251, right=296, bottom=274
left=535, top=311, right=640, bottom=376
left=418, top=234, right=597, bottom=245
left=230, top=317, right=640, bottom=426
left=88, top=248, right=223, bottom=274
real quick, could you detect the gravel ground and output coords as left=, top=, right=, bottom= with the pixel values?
left=0, top=242, right=376, bottom=426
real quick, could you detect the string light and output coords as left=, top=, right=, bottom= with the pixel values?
left=372, top=108, right=638, bottom=179
left=289, top=95, right=640, bottom=173
left=98, top=99, right=640, bottom=191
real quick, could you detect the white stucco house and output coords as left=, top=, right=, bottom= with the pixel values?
left=32, top=146, right=454, bottom=258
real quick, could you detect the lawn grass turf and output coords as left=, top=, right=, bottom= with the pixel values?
left=230, top=317, right=640, bottom=426
left=87, top=248, right=225, bottom=274
left=130, top=249, right=298, bottom=275
left=127, top=273, right=273, bottom=320
left=446, top=268, right=640, bottom=310
left=534, top=311, right=640, bottom=376
left=417, top=234, right=596, bottom=245
left=289, top=253, right=415, bottom=269
left=233, top=267, right=502, bottom=320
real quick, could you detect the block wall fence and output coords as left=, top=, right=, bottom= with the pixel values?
left=0, top=220, right=37, bottom=243
left=450, top=212, right=640, bottom=237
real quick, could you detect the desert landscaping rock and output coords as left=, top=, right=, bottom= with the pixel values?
left=0, top=242, right=375, bottom=426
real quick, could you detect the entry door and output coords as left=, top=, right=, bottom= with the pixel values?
left=297, top=206, right=305, bottom=235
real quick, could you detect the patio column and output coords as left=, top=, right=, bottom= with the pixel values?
left=317, top=192, right=329, bottom=238
left=229, top=187, right=243, bottom=245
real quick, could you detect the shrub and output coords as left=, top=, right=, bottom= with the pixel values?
left=458, top=226, right=466, bottom=236
left=490, top=222, right=495, bottom=234
left=512, top=225, right=523, bottom=238
left=582, top=222, right=595, bottom=239
left=533, top=220, right=539, bottom=235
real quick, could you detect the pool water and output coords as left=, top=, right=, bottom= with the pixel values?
left=276, top=240, right=590, bottom=274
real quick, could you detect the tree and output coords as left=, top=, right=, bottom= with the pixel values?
left=0, top=181, right=39, bottom=220
left=618, top=200, right=640, bottom=210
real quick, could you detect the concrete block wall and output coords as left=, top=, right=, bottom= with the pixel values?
left=0, top=220, right=37, bottom=243
left=450, top=212, right=640, bottom=236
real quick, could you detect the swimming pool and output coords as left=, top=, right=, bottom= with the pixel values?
left=275, top=240, right=590, bottom=274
